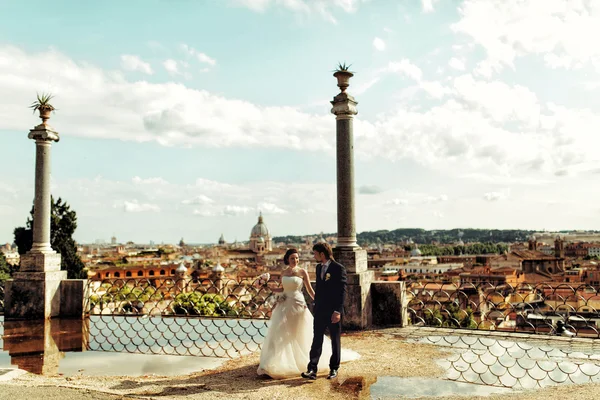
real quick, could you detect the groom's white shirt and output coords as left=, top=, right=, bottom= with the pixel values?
left=320, top=259, right=331, bottom=280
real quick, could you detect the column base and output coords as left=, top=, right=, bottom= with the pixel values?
left=371, top=281, right=407, bottom=327
left=20, top=251, right=62, bottom=272
left=4, top=270, right=67, bottom=319
left=343, top=270, right=374, bottom=331
left=333, top=246, right=367, bottom=274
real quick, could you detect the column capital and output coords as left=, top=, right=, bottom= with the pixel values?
left=28, top=123, right=60, bottom=142
left=331, top=92, right=358, bottom=119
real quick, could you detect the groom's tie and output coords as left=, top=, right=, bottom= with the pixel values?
left=321, top=263, right=327, bottom=280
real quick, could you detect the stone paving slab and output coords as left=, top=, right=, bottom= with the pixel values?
left=0, top=385, right=128, bottom=400
left=0, top=369, right=26, bottom=382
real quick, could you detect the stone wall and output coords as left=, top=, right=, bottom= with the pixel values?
left=370, top=281, right=407, bottom=327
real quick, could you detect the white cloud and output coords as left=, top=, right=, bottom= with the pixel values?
left=120, top=55, right=153, bottom=75
left=233, top=0, right=270, bottom=12
left=373, top=37, right=386, bottom=51
left=359, top=185, right=383, bottom=195
left=163, top=59, right=182, bottom=76
left=452, top=74, right=541, bottom=128
left=386, top=198, right=408, bottom=206
left=448, top=57, right=465, bottom=71
left=1, top=44, right=598, bottom=183
left=196, top=53, right=216, bottom=65
left=452, top=0, right=600, bottom=75
left=421, top=0, right=439, bottom=13
left=223, top=205, right=253, bottom=216
left=383, top=59, right=423, bottom=81
left=379, top=60, right=452, bottom=99
left=426, top=194, right=448, bottom=203
left=132, top=176, right=169, bottom=185
left=231, top=0, right=366, bottom=23
left=483, top=189, right=510, bottom=201
left=353, top=77, right=381, bottom=96
left=192, top=209, right=218, bottom=217
left=0, top=46, right=334, bottom=151
left=122, top=200, right=160, bottom=213
left=257, top=202, right=287, bottom=214
left=180, top=44, right=216, bottom=66
left=182, top=195, right=215, bottom=205
left=419, top=80, right=451, bottom=99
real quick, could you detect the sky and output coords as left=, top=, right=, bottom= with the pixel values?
left=1, top=0, right=600, bottom=245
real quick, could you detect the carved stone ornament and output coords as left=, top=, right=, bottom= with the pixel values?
left=28, top=124, right=60, bottom=142
left=331, top=92, right=358, bottom=118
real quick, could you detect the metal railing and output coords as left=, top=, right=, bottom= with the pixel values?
left=0, top=282, right=4, bottom=315
left=407, top=281, right=600, bottom=338
left=407, top=331, right=600, bottom=389
left=84, top=276, right=280, bottom=357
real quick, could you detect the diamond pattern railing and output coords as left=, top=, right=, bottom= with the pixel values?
left=84, top=276, right=280, bottom=357
left=407, top=281, right=600, bottom=338
left=0, top=282, right=4, bottom=315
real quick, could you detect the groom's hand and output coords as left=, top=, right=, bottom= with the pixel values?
left=331, top=311, right=341, bottom=324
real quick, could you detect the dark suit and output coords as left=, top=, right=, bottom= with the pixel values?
left=307, top=259, right=347, bottom=372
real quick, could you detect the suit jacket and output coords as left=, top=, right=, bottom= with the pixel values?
left=314, top=260, right=347, bottom=318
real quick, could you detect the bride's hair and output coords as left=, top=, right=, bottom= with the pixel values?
left=283, top=248, right=299, bottom=265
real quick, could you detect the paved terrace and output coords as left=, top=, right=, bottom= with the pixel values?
left=3, top=327, right=600, bottom=400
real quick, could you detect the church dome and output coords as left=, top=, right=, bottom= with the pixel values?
left=251, top=213, right=269, bottom=237
left=213, top=262, right=225, bottom=272
left=411, top=245, right=422, bottom=257
left=176, top=262, right=187, bottom=273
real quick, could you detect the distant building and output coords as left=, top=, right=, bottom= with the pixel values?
left=565, top=241, right=590, bottom=258
left=2, top=250, right=20, bottom=266
left=249, top=213, right=272, bottom=254
left=588, top=246, right=600, bottom=257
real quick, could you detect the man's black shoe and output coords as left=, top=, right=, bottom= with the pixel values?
left=301, top=369, right=317, bottom=380
left=327, top=369, right=338, bottom=379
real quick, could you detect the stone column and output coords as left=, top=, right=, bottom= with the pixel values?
left=331, top=68, right=373, bottom=330
left=5, top=115, right=66, bottom=319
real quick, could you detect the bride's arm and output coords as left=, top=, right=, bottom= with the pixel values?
left=301, top=268, right=315, bottom=300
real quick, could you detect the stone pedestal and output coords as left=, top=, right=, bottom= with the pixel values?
left=5, top=270, right=67, bottom=319
left=371, top=281, right=407, bottom=327
left=60, top=279, right=89, bottom=318
left=334, top=246, right=367, bottom=274
left=335, top=246, right=373, bottom=330
left=19, top=251, right=61, bottom=272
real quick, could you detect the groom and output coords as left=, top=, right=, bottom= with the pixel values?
left=302, top=242, right=347, bottom=380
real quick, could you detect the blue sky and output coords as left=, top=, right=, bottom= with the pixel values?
left=1, top=0, right=600, bottom=244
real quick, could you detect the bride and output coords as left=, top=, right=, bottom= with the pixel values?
left=257, top=248, right=359, bottom=379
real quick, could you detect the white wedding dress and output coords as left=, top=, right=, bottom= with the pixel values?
left=257, top=275, right=360, bottom=379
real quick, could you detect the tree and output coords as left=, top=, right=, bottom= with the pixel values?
left=13, top=196, right=86, bottom=279
left=0, top=252, right=18, bottom=283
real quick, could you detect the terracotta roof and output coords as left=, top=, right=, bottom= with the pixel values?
left=511, top=250, right=560, bottom=260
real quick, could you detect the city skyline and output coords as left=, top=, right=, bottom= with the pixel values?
left=2, top=1, right=600, bottom=244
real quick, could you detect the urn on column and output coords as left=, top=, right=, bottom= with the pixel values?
left=29, top=93, right=56, bottom=124
left=333, top=62, right=354, bottom=93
